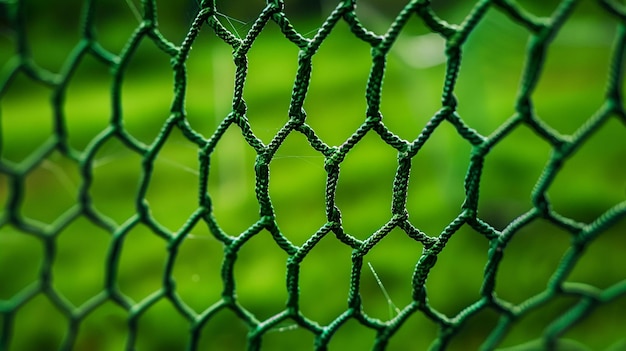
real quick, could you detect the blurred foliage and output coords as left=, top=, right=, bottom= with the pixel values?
left=1, top=0, right=625, bottom=350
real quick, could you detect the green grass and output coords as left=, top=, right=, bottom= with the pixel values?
left=1, top=2, right=626, bottom=350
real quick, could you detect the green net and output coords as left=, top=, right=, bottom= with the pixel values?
left=1, top=0, right=626, bottom=350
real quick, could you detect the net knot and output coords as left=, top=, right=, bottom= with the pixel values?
left=516, top=96, right=533, bottom=119
left=327, top=203, right=342, bottom=224
left=532, top=194, right=551, bottom=216
left=366, top=111, right=382, bottom=124
left=339, top=0, right=356, bottom=11
left=256, top=152, right=271, bottom=168
left=267, top=0, right=285, bottom=13
left=200, top=192, right=212, bottom=211
left=233, top=100, right=247, bottom=116
left=324, top=147, right=342, bottom=171
left=298, top=49, right=314, bottom=61
left=289, top=107, right=306, bottom=124
left=371, top=46, right=386, bottom=59
left=418, top=251, right=438, bottom=271
left=441, top=100, right=457, bottom=114
left=137, top=199, right=150, bottom=220
left=198, top=1, right=214, bottom=11
left=413, top=285, right=430, bottom=306
left=445, top=42, right=461, bottom=59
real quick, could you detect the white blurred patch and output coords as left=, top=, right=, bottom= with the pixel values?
left=347, top=0, right=447, bottom=69
left=392, top=33, right=447, bottom=69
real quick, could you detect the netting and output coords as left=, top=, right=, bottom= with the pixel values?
left=1, top=0, right=626, bottom=350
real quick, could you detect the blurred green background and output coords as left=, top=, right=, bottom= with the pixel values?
left=1, top=0, right=625, bottom=350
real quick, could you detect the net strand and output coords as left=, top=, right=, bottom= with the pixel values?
left=0, top=0, right=625, bottom=350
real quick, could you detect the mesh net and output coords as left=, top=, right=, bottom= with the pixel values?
left=1, top=0, right=626, bottom=350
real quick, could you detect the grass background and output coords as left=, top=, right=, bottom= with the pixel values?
left=1, top=0, right=626, bottom=350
